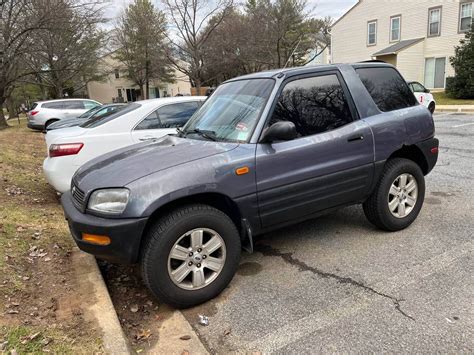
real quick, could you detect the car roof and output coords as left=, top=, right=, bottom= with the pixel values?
left=135, top=96, right=207, bottom=108
left=224, top=62, right=394, bottom=82
left=35, top=98, right=98, bottom=104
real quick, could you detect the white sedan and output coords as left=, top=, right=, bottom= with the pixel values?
left=408, top=81, right=436, bottom=114
left=43, top=96, right=206, bottom=193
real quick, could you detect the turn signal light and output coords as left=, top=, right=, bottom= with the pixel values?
left=49, top=143, right=84, bottom=158
left=82, top=233, right=111, bottom=246
left=235, top=166, right=250, bottom=175
left=430, top=147, right=439, bottom=154
left=30, top=111, right=39, bottom=116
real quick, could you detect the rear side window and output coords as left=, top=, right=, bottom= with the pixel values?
left=84, top=101, right=99, bottom=110
left=42, top=102, right=65, bottom=109
left=64, top=101, right=85, bottom=109
left=30, top=103, right=38, bottom=110
left=135, top=102, right=200, bottom=130
left=356, top=67, right=417, bottom=112
left=81, top=103, right=140, bottom=128
left=269, top=74, right=354, bottom=137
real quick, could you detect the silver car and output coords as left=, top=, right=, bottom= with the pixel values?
left=27, top=99, right=101, bottom=130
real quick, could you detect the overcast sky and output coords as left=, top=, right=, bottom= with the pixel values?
left=102, top=0, right=358, bottom=27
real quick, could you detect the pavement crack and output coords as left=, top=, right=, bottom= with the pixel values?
left=255, top=244, right=415, bottom=321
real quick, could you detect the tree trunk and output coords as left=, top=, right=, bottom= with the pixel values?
left=194, top=78, right=202, bottom=96
left=7, top=98, right=17, bottom=120
left=139, top=84, right=144, bottom=100
left=0, top=97, right=8, bottom=129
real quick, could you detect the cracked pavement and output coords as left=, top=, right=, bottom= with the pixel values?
left=181, top=113, right=474, bottom=353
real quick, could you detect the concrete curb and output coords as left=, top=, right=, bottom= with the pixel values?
left=436, top=105, right=474, bottom=113
left=73, top=250, right=131, bottom=354
left=148, top=305, right=210, bottom=354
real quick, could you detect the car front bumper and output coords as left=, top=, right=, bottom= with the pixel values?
left=61, top=191, right=148, bottom=264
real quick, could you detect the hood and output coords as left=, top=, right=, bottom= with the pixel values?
left=73, top=135, right=239, bottom=192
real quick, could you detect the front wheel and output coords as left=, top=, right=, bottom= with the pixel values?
left=141, top=204, right=241, bottom=308
left=363, top=158, right=425, bottom=231
left=428, top=102, right=435, bottom=114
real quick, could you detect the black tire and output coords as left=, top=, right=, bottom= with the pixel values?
left=428, top=102, right=435, bottom=114
left=141, top=204, right=241, bottom=308
left=44, top=119, right=58, bottom=130
left=363, top=158, right=425, bottom=231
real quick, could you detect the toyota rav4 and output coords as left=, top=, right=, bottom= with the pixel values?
left=61, top=63, right=438, bottom=308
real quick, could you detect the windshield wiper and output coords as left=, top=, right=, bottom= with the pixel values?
left=188, top=128, right=218, bottom=141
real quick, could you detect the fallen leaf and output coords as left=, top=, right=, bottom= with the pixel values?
left=179, top=335, right=191, bottom=341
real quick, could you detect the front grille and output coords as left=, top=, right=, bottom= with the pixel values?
left=71, top=181, right=86, bottom=212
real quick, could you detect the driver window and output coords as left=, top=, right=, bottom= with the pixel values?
left=135, top=110, right=161, bottom=130
left=270, top=74, right=353, bottom=137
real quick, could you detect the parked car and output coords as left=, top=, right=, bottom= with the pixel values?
left=27, top=99, right=101, bottom=130
left=61, top=63, right=438, bottom=308
left=408, top=81, right=436, bottom=114
left=46, top=103, right=127, bottom=131
left=43, top=96, right=206, bottom=193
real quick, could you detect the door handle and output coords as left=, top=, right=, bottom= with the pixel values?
left=347, top=135, right=364, bottom=142
left=139, top=136, right=156, bottom=141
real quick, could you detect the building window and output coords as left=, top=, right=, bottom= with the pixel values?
left=390, top=15, right=401, bottom=42
left=114, top=69, right=120, bottom=79
left=428, top=7, right=441, bottom=36
left=460, top=2, right=473, bottom=32
left=367, top=20, right=377, bottom=46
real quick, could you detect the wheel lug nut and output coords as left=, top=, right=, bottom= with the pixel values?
left=202, top=255, right=207, bottom=259
left=188, top=261, right=193, bottom=266
left=188, top=252, right=193, bottom=256
left=197, top=248, right=202, bottom=252
left=197, top=263, right=201, bottom=268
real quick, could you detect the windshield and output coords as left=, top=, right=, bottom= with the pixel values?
left=183, top=78, right=274, bottom=142
left=78, top=106, right=102, bottom=118
left=81, top=103, right=140, bottom=128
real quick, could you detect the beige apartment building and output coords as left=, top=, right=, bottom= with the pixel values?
left=87, top=52, right=192, bottom=103
left=331, top=0, right=473, bottom=89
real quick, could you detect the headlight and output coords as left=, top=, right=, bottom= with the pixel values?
left=88, top=188, right=130, bottom=214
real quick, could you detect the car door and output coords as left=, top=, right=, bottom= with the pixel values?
left=131, top=101, right=200, bottom=143
left=255, top=72, right=375, bottom=228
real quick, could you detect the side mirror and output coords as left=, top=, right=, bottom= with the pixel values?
left=424, top=88, right=431, bottom=93
left=260, top=121, right=297, bottom=143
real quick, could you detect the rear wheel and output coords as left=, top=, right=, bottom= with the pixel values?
left=363, top=158, right=425, bottom=231
left=44, top=119, right=59, bottom=130
left=141, top=204, right=241, bottom=308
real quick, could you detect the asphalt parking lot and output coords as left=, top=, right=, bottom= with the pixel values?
left=181, top=113, right=474, bottom=353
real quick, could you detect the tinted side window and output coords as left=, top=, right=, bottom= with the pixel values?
left=356, top=68, right=417, bottom=112
left=412, top=82, right=426, bottom=93
left=270, top=74, right=353, bottom=137
left=84, top=101, right=99, bottom=110
left=43, top=102, right=65, bottom=109
left=157, top=102, right=199, bottom=128
left=65, top=101, right=85, bottom=109
left=135, top=110, right=161, bottom=130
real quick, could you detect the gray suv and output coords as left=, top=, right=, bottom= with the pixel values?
left=61, top=63, right=438, bottom=308
left=27, top=99, right=101, bottom=130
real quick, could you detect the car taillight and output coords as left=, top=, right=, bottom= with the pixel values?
left=30, top=111, right=39, bottom=116
left=49, top=143, right=84, bottom=158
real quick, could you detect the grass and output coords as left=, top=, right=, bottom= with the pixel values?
left=0, top=118, right=103, bottom=353
left=432, top=91, right=474, bottom=105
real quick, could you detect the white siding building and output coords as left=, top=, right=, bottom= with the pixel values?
left=331, top=0, right=473, bottom=89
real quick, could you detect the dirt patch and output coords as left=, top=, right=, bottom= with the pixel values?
left=0, top=120, right=103, bottom=353
left=98, top=262, right=165, bottom=353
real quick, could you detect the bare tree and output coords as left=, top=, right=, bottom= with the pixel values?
left=0, top=0, right=52, bottom=128
left=26, top=0, right=107, bottom=98
left=162, top=0, right=234, bottom=92
left=114, top=0, right=175, bottom=99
